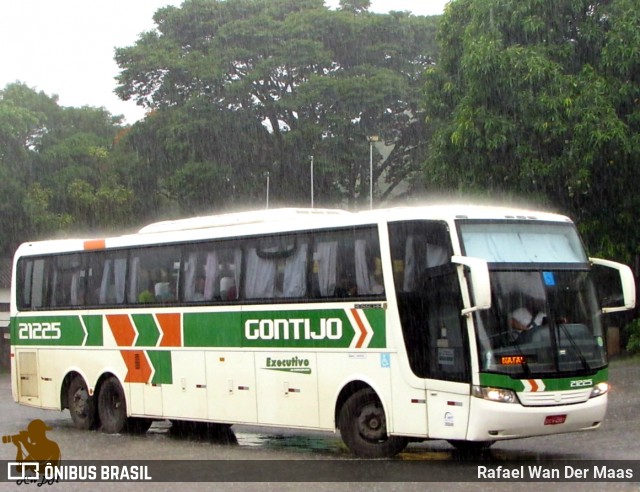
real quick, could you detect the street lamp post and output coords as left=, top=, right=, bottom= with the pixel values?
left=265, top=171, right=270, bottom=209
left=309, top=155, right=314, bottom=208
left=368, top=135, right=380, bottom=210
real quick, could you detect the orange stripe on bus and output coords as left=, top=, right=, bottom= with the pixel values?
left=83, top=239, right=106, bottom=250
left=120, top=350, right=152, bottom=383
left=106, top=314, right=136, bottom=347
left=157, top=313, right=181, bottom=347
left=350, top=309, right=368, bottom=348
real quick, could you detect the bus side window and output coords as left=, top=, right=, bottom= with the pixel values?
left=183, top=249, right=218, bottom=302
left=310, top=227, right=381, bottom=299
left=220, top=276, right=236, bottom=301
left=281, top=241, right=307, bottom=298
left=17, top=260, right=29, bottom=309
left=217, top=248, right=241, bottom=301
left=85, top=254, right=106, bottom=307
left=182, top=244, right=242, bottom=303
left=29, top=258, right=49, bottom=309
left=244, top=235, right=306, bottom=300
left=245, top=247, right=276, bottom=299
left=52, top=254, right=85, bottom=307
left=18, top=259, right=34, bottom=309
left=99, top=258, right=127, bottom=304
left=400, top=234, right=449, bottom=293
left=126, top=246, right=180, bottom=305
left=313, top=241, right=338, bottom=297
left=354, top=237, right=384, bottom=296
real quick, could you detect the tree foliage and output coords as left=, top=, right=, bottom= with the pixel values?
left=0, top=2, right=439, bottom=256
left=115, top=0, right=439, bottom=207
left=423, top=0, right=640, bottom=261
left=3, top=0, right=638, bottom=270
left=0, top=83, right=137, bottom=255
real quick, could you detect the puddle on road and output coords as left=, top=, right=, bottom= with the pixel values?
left=233, top=430, right=345, bottom=455
left=56, top=418, right=573, bottom=462
left=146, top=420, right=485, bottom=460
left=145, top=420, right=343, bottom=455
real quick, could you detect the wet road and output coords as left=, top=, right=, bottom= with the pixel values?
left=0, top=357, right=639, bottom=491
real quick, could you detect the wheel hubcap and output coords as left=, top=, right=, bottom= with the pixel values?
left=73, top=389, right=88, bottom=417
left=358, top=403, right=386, bottom=441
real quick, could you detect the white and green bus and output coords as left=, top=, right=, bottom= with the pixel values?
left=10, top=205, right=636, bottom=457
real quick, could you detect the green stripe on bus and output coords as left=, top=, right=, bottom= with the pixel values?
left=81, top=315, right=103, bottom=346
left=147, top=350, right=172, bottom=384
left=183, top=312, right=242, bottom=347
left=183, top=308, right=388, bottom=349
left=365, top=309, right=386, bottom=348
left=12, top=307, right=387, bottom=350
left=132, top=314, right=161, bottom=347
left=240, top=308, right=386, bottom=349
left=11, top=315, right=85, bottom=346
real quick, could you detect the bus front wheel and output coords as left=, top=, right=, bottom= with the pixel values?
left=338, top=388, right=408, bottom=458
left=68, top=376, right=97, bottom=430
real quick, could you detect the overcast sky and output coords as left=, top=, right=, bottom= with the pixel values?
left=0, top=1, right=448, bottom=124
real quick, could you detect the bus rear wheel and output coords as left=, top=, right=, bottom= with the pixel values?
left=98, top=376, right=128, bottom=434
left=98, top=376, right=153, bottom=434
left=339, top=388, right=408, bottom=458
left=68, top=376, right=97, bottom=430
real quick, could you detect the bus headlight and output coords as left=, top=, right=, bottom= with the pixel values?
left=589, top=382, right=609, bottom=398
left=472, top=385, right=518, bottom=404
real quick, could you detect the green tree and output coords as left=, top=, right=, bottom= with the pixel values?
left=118, top=102, right=271, bottom=218
left=339, top=0, right=371, bottom=14
left=0, top=83, right=138, bottom=255
left=115, top=0, right=438, bottom=208
left=423, top=0, right=640, bottom=261
left=0, top=83, right=57, bottom=180
left=35, top=105, right=136, bottom=232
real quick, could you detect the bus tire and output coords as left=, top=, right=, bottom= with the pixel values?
left=338, top=388, right=408, bottom=458
left=98, top=376, right=127, bottom=434
left=68, top=376, right=97, bottom=430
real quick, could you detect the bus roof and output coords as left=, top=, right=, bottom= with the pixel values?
left=359, top=204, right=571, bottom=223
left=138, top=207, right=352, bottom=234
left=14, top=204, right=572, bottom=258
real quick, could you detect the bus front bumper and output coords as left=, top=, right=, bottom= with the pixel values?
left=465, top=393, right=607, bottom=441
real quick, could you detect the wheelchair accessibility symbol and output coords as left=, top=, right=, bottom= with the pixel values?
left=380, top=353, right=390, bottom=368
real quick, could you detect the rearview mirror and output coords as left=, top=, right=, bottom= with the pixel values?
left=452, top=255, right=491, bottom=315
left=590, top=258, right=636, bottom=313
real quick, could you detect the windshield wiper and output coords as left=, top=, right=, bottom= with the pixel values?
left=508, top=334, right=531, bottom=376
left=558, top=322, right=590, bottom=371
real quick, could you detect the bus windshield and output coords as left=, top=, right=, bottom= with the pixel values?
left=474, top=270, right=606, bottom=377
left=459, top=220, right=605, bottom=377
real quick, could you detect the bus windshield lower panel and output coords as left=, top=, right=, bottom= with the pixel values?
left=474, top=270, right=606, bottom=378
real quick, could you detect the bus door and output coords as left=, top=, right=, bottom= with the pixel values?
left=389, top=221, right=471, bottom=440
left=421, top=263, right=471, bottom=440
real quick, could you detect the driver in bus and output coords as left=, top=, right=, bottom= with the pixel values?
left=510, top=298, right=546, bottom=333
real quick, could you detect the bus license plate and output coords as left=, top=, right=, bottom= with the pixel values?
left=544, top=414, right=567, bottom=425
